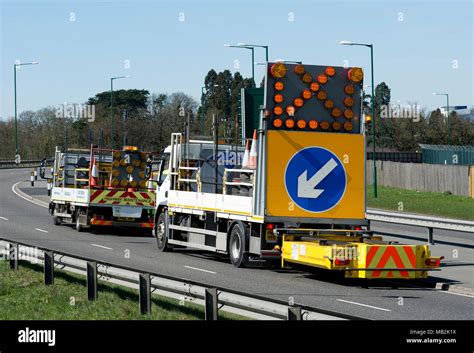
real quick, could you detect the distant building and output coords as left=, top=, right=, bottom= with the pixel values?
left=439, top=105, right=474, bottom=120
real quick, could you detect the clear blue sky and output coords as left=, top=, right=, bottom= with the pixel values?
left=0, top=0, right=472, bottom=120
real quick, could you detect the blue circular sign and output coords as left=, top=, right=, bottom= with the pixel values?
left=284, top=147, right=346, bottom=213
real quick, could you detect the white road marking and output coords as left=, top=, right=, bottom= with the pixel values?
left=336, top=299, right=392, bottom=312
left=11, top=182, right=48, bottom=208
left=439, top=291, right=474, bottom=299
left=35, top=228, right=49, bottom=233
left=0, top=217, right=9, bottom=221
left=184, top=265, right=216, bottom=274
left=91, top=244, right=113, bottom=250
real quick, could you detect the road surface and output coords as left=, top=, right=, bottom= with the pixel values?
left=1, top=169, right=472, bottom=320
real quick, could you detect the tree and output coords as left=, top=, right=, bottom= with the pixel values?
left=373, top=82, right=391, bottom=150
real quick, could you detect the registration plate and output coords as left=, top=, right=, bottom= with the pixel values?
left=118, top=217, right=135, bottom=221
left=265, top=230, right=278, bottom=243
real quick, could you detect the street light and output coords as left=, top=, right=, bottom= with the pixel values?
left=224, top=44, right=255, bottom=87
left=110, top=75, right=130, bottom=149
left=433, top=92, right=450, bottom=145
left=339, top=40, right=378, bottom=198
left=13, top=61, right=39, bottom=159
left=237, top=43, right=269, bottom=62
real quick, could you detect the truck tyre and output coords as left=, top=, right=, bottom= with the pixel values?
left=75, top=214, right=83, bottom=232
left=53, top=216, right=61, bottom=226
left=155, top=212, right=172, bottom=252
left=229, top=222, right=249, bottom=268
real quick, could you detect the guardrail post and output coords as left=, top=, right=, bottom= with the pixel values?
left=366, top=219, right=371, bottom=231
left=205, top=288, right=218, bottom=321
left=87, top=261, right=98, bottom=301
left=139, top=273, right=152, bottom=314
left=9, top=243, right=18, bottom=270
left=44, top=250, right=54, bottom=285
left=288, top=306, right=302, bottom=320
left=428, top=227, right=434, bottom=245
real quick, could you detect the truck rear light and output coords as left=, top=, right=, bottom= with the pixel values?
left=332, top=122, right=341, bottom=130
left=344, top=97, right=354, bottom=107
left=355, top=226, right=362, bottom=230
left=344, top=109, right=354, bottom=119
left=274, top=81, right=284, bottom=91
left=348, top=67, right=363, bottom=83
left=317, top=91, right=327, bottom=100
left=285, top=119, right=295, bottom=129
left=271, top=63, right=287, bottom=78
left=320, top=121, right=330, bottom=130
left=324, top=99, right=334, bottom=109
left=293, top=98, right=304, bottom=107
left=273, top=106, right=283, bottom=115
left=310, top=82, right=320, bottom=92
left=274, top=94, right=284, bottom=103
left=335, top=258, right=349, bottom=266
left=325, top=67, right=336, bottom=76
left=425, top=258, right=440, bottom=267
left=273, top=118, right=283, bottom=128
left=317, top=74, right=328, bottom=84
left=343, top=121, right=353, bottom=131
left=302, top=89, right=312, bottom=99
left=294, top=64, right=305, bottom=75
left=297, top=120, right=307, bottom=129
left=331, top=108, right=342, bottom=118
left=309, top=120, right=318, bottom=129
left=302, top=73, right=312, bottom=83
left=286, top=105, right=295, bottom=116
left=344, top=84, right=355, bottom=95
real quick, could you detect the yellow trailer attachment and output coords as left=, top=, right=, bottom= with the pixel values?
left=281, top=235, right=441, bottom=279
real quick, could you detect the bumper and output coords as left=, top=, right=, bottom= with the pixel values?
left=90, top=218, right=153, bottom=229
left=281, top=236, right=442, bottom=279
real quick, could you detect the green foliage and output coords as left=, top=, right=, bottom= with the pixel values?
left=0, top=261, right=245, bottom=320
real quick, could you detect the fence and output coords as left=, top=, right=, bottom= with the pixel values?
left=0, top=158, right=54, bottom=169
left=367, top=152, right=421, bottom=163
left=366, top=160, right=472, bottom=197
left=0, top=237, right=366, bottom=321
left=366, top=209, right=474, bottom=244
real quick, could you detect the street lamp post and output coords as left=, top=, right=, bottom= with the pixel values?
left=110, top=75, right=129, bottom=149
left=237, top=43, right=269, bottom=62
left=13, top=61, right=39, bottom=159
left=339, top=40, right=378, bottom=198
left=433, top=92, right=450, bottom=145
left=224, top=44, right=255, bottom=87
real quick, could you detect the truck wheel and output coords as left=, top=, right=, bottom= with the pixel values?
left=53, top=216, right=61, bottom=226
left=75, top=209, right=85, bottom=232
left=155, top=212, right=171, bottom=252
left=75, top=215, right=83, bottom=232
left=229, top=223, right=249, bottom=268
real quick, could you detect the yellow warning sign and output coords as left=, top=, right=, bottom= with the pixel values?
left=265, top=130, right=365, bottom=220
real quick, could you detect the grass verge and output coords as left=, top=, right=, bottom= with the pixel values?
left=0, top=260, right=245, bottom=320
left=366, top=185, right=474, bottom=221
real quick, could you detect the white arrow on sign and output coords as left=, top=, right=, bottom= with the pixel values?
left=297, top=158, right=338, bottom=199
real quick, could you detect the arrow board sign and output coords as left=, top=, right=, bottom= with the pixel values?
left=284, top=147, right=347, bottom=213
